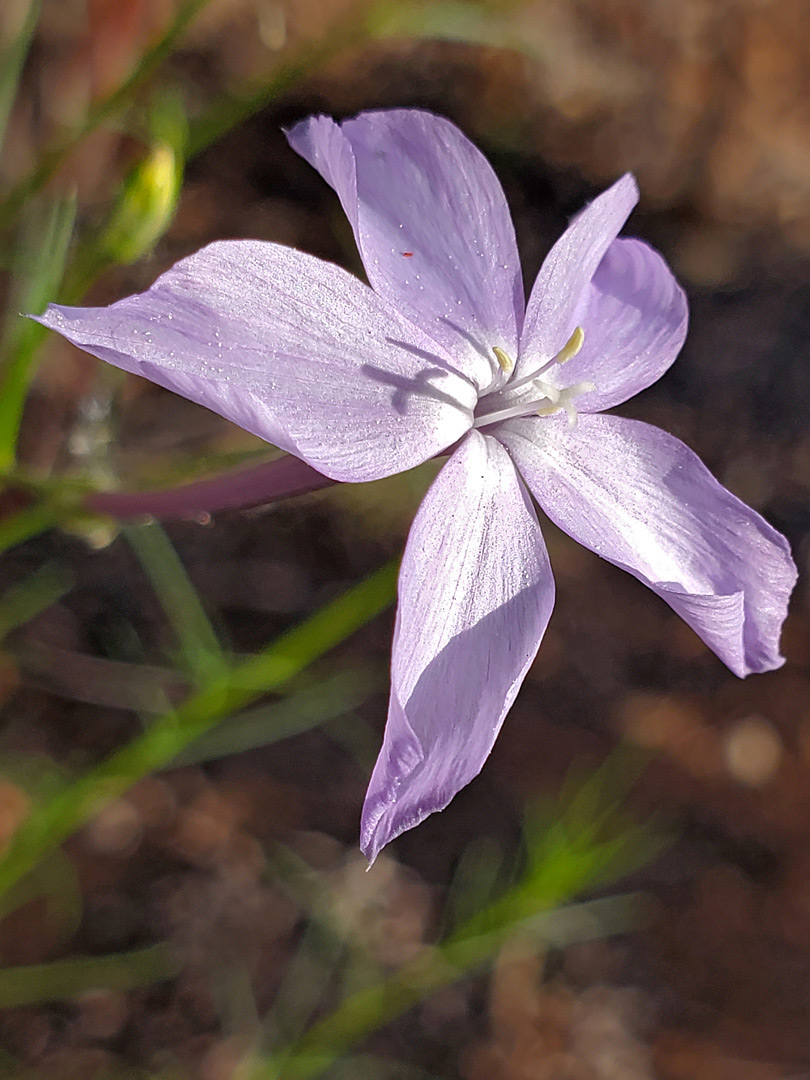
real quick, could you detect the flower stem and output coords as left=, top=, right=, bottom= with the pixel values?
left=87, top=455, right=336, bottom=520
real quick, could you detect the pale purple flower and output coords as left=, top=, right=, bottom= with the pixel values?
left=37, top=110, right=797, bottom=862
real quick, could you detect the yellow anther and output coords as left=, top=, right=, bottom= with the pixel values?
left=556, top=326, right=585, bottom=365
left=493, top=346, right=514, bottom=372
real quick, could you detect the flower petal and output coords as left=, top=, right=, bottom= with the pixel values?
left=517, top=174, right=638, bottom=380
left=499, top=413, right=796, bottom=677
left=544, top=238, right=688, bottom=413
left=36, top=241, right=476, bottom=483
left=287, top=110, right=524, bottom=391
left=360, top=430, right=555, bottom=862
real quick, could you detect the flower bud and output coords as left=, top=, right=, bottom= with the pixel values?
left=101, top=141, right=181, bottom=265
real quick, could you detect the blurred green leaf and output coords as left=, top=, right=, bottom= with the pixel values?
left=0, top=195, right=77, bottom=469
left=0, top=561, right=71, bottom=640
left=444, top=833, right=508, bottom=934
left=0, top=0, right=42, bottom=157
left=457, top=751, right=661, bottom=940
left=263, top=842, right=350, bottom=933
left=0, top=558, right=398, bottom=903
left=0, top=943, right=180, bottom=1007
left=0, top=750, right=70, bottom=804
left=0, top=851, right=83, bottom=943
left=208, top=957, right=261, bottom=1042
left=264, top=917, right=347, bottom=1052
left=14, top=639, right=187, bottom=712
left=369, top=0, right=509, bottom=44
left=125, top=521, right=228, bottom=686
left=0, top=503, right=59, bottom=553
left=1, top=194, right=77, bottom=317
left=173, top=666, right=380, bottom=765
left=316, top=708, right=382, bottom=774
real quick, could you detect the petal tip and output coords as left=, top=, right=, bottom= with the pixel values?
left=610, top=172, right=640, bottom=216
left=619, top=171, right=640, bottom=196
left=28, top=304, right=59, bottom=328
left=32, top=302, right=102, bottom=345
left=283, top=113, right=340, bottom=159
left=359, top=802, right=395, bottom=867
left=359, top=789, right=440, bottom=866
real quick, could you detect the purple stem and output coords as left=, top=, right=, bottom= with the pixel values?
left=85, top=456, right=336, bottom=521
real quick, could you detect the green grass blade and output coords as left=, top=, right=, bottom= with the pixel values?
left=0, top=943, right=180, bottom=1007
left=125, top=521, right=227, bottom=685
left=224, top=560, right=397, bottom=704
left=0, top=503, right=59, bottom=553
left=368, top=0, right=505, bottom=43
left=263, top=919, right=346, bottom=1051
left=0, top=558, right=398, bottom=903
left=172, top=666, right=380, bottom=765
left=443, top=834, right=507, bottom=934
left=0, top=194, right=77, bottom=469
left=265, top=755, right=660, bottom=1080
left=0, top=0, right=42, bottom=157
left=0, top=561, right=72, bottom=640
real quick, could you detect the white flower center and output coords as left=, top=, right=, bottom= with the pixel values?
left=472, top=326, right=593, bottom=430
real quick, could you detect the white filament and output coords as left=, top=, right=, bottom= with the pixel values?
left=473, top=379, right=595, bottom=429
left=474, top=326, right=590, bottom=429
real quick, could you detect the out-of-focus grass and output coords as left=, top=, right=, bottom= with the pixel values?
left=173, top=666, right=382, bottom=766
left=0, top=195, right=76, bottom=470
left=0, top=526, right=656, bottom=1078
left=0, top=503, right=62, bottom=553
left=0, top=0, right=41, bottom=157
left=249, top=756, right=656, bottom=1080
left=0, top=943, right=181, bottom=1009
left=125, top=522, right=229, bottom=686
left=0, top=555, right=400, bottom=908
left=271, top=897, right=643, bottom=1080
left=0, top=562, right=72, bottom=641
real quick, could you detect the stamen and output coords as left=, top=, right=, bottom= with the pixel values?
left=556, top=325, right=585, bottom=365
left=506, top=325, right=586, bottom=394
left=473, top=379, right=595, bottom=430
left=473, top=394, right=559, bottom=428
left=493, top=346, right=513, bottom=372
left=475, top=327, right=591, bottom=430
